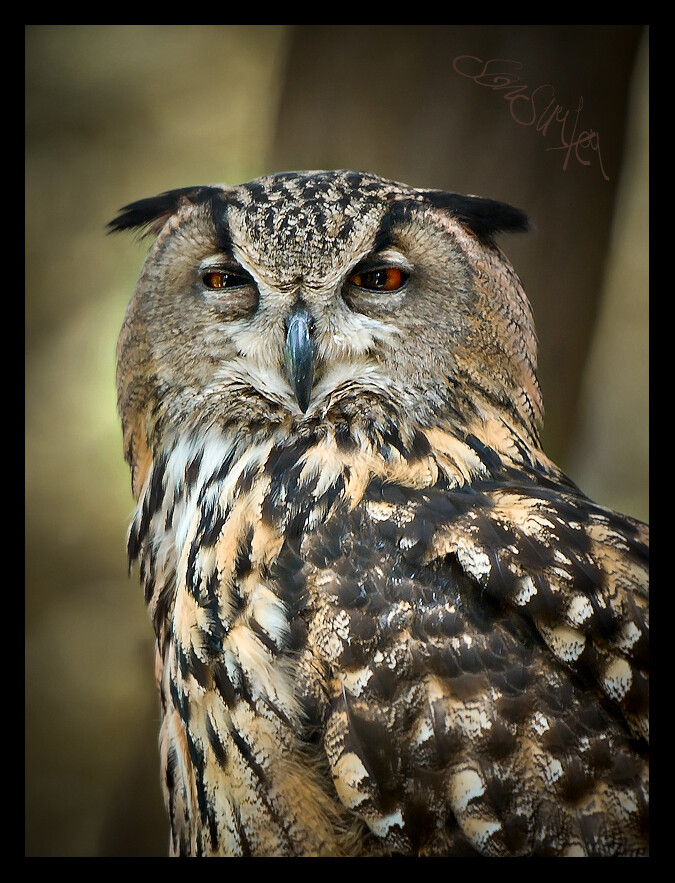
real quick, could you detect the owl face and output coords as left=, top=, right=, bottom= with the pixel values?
left=114, top=171, right=539, bottom=456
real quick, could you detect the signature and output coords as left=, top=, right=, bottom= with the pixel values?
left=453, top=56, right=609, bottom=181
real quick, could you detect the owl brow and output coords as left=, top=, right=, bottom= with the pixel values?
left=207, top=191, right=234, bottom=255
left=370, top=201, right=418, bottom=253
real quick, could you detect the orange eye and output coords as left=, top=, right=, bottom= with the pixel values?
left=349, top=267, right=408, bottom=292
left=202, top=270, right=250, bottom=290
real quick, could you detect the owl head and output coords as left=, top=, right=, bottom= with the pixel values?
left=111, top=171, right=540, bottom=493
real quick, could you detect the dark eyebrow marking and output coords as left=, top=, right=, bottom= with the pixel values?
left=370, top=201, right=414, bottom=253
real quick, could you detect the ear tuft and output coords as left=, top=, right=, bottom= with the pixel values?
left=421, top=191, right=530, bottom=244
left=107, top=186, right=223, bottom=238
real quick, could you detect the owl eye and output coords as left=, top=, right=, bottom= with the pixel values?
left=202, top=269, right=252, bottom=290
left=349, top=267, right=408, bottom=292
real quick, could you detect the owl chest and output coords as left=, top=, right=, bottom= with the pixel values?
left=135, top=438, right=348, bottom=853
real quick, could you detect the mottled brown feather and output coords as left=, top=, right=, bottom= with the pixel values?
left=114, top=171, right=648, bottom=856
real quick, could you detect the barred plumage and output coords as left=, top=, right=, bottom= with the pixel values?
left=111, top=170, right=648, bottom=856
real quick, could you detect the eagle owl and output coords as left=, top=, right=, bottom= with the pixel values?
left=111, top=170, right=648, bottom=857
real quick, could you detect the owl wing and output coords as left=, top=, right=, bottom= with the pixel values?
left=296, top=474, right=648, bottom=856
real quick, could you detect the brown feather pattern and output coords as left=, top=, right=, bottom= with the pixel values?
left=113, top=171, right=648, bottom=856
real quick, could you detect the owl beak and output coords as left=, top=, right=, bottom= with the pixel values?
left=284, top=306, right=314, bottom=413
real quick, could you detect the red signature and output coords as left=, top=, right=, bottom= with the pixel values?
left=453, top=56, right=609, bottom=181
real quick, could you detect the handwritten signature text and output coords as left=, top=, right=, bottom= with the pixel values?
left=453, top=56, right=609, bottom=181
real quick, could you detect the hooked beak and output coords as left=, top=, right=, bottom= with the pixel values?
left=284, top=306, right=314, bottom=413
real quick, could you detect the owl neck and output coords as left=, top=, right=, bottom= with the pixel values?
left=131, top=407, right=561, bottom=576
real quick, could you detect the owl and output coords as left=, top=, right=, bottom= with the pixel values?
left=110, top=170, right=648, bottom=857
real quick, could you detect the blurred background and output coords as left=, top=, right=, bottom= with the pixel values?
left=25, top=26, right=648, bottom=856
